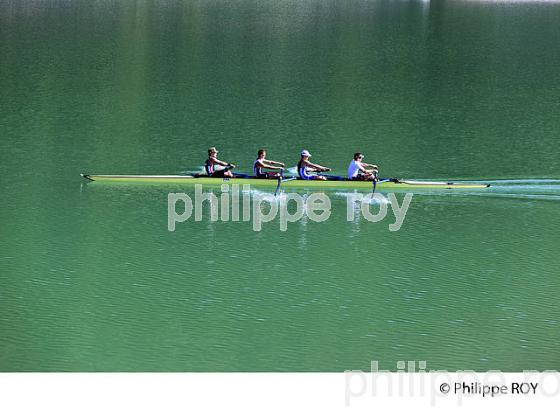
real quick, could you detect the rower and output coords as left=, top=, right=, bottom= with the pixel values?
left=253, top=149, right=285, bottom=178
left=297, top=150, right=330, bottom=181
left=347, top=152, right=378, bottom=180
left=205, top=147, right=235, bottom=178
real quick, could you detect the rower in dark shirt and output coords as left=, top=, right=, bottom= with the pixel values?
left=204, top=147, right=235, bottom=178
left=253, top=149, right=285, bottom=178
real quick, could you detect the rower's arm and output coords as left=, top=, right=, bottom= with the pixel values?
left=212, top=158, right=231, bottom=167
left=307, top=161, right=330, bottom=171
left=358, top=163, right=376, bottom=175
left=259, top=160, right=283, bottom=170
left=265, top=159, right=285, bottom=167
left=362, top=162, right=378, bottom=169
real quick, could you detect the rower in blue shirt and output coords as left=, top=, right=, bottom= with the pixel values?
left=297, top=150, right=330, bottom=181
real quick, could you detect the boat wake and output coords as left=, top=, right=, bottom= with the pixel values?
left=334, top=191, right=391, bottom=205
left=286, top=166, right=298, bottom=176
left=430, top=179, right=560, bottom=201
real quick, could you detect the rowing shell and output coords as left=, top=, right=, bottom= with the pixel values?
left=81, top=174, right=490, bottom=190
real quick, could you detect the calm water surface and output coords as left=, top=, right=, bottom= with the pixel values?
left=1, top=0, right=559, bottom=371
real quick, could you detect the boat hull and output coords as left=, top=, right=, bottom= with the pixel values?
left=81, top=174, right=490, bottom=190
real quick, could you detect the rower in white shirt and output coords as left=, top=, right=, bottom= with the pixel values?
left=347, top=152, right=378, bottom=180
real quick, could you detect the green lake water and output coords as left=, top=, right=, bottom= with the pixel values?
left=1, top=0, right=559, bottom=371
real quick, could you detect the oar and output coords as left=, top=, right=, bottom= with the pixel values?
left=372, top=171, right=378, bottom=194
left=274, top=170, right=299, bottom=195
left=274, top=169, right=284, bottom=196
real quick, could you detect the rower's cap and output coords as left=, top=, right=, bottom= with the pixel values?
left=301, top=150, right=311, bottom=157
left=208, top=147, right=218, bottom=154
